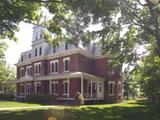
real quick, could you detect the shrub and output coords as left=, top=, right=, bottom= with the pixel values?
left=25, top=94, right=57, bottom=104
left=0, top=94, right=14, bottom=100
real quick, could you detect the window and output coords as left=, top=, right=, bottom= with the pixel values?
left=99, top=83, right=102, bottom=92
left=35, top=34, right=38, bottom=40
left=20, top=68, right=24, bottom=77
left=21, top=56, right=23, bottom=62
left=63, top=81, right=69, bottom=95
left=34, top=62, right=41, bottom=75
left=109, top=81, right=115, bottom=96
left=19, top=84, right=24, bottom=95
left=63, top=57, right=70, bottom=72
left=65, top=43, right=68, bottom=50
left=35, top=48, right=37, bottom=56
left=53, top=47, right=56, bottom=53
left=50, top=60, right=58, bottom=74
left=40, top=33, right=43, bottom=38
left=35, top=82, right=41, bottom=94
left=26, top=66, right=32, bottom=75
left=51, top=81, right=58, bottom=95
left=28, top=53, right=31, bottom=58
left=39, top=47, right=42, bottom=55
left=26, top=83, right=32, bottom=95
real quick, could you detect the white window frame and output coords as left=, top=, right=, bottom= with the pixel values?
left=53, top=47, right=57, bottom=54
left=63, top=80, right=69, bottom=95
left=34, top=62, right=41, bottom=75
left=50, top=60, right=59, bottom=74
left=26, top=83, right=32, bottom=95
left=26, top=65, right=32, bottom=75
left=39, top=47, right=42, bottom=56
left=35, top=48, right=38, bottom=57
left=20, top=67, right=24, bottom=77
left=108, top=81, right=115, bottom=96
left=63, top=57, right=70, bottom=72
left=34, top=82, right=41, bottom=94
left=50, top=81, right=58, bottom=95
left=65, top=42, right=69, bottom=50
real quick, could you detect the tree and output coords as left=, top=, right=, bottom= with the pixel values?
left=41, top=0, right=160, bottom=102
left=137, top=51, right=160, bottom=103
left=123, top=70, right=141, bottom=100
left=0, top=0, right=41, bottom=41
left=0, top=41, right=16, bottom=93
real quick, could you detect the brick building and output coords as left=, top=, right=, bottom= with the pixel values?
left=14, top=26, right=122, bottom=103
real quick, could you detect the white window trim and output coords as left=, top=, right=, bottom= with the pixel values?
left=34, top=62, right=41, bottom=75
left=52, top=47, right=57, bottom=54
left=34, top=82, right=41, bottom=94
left=50, top=60, right=59, bottom=74
left=63, top=57, right=70, bottom=62
left=108, top=81, right=115, bottom=96
left=20, top=67, right=24, bottom=77
left=63, top=57, right=70, bottom=72
left=26, top=65, right=32, bottom=75
left=50, top=81, right=59, bottom=95
left=34, top=62, right=41, bottom=66
left=63, top=80, right=69, bottom=95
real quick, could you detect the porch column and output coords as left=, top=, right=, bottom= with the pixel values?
left=81, top=75, right=83, bottom=97
left=90, top=79, right=93, bottom=99
left=34, top=83, right=37, bottom=94
left=49, top=80, right=51, bottom=95
left=24, top=82, right=26, bottom=97
left=67, top=77, right=70, bottom=98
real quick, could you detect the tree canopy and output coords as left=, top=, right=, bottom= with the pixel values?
left=0, top=0, right=41, bottom=41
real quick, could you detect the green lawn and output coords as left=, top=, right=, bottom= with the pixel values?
left=0, top=101, right=42, bottom=108
left=0, top=99, right=160, bottom=120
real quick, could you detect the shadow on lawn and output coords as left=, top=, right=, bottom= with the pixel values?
left=67, top=102, right=160, bottom=120
left=0, top=101, right=160, bottom=120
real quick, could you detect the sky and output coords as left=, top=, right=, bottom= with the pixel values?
left=5, top=22, right=33, bottom=66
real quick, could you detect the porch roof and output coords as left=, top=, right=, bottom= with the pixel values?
left=3, top=72, right=105, bottom=84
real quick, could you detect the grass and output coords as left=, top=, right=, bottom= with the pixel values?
left=0, top=101, right=42, bottom=108
left=0, top=99, right=160, bottom=120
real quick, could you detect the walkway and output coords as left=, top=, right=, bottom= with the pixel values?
left=0, top=105, right=66, bottom=111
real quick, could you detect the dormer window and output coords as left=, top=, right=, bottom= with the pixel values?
left=28, top=53, right=31, bottom=59
left=35, top=34, right=38, bottom=40
left=35, top=48, right=37, bottom=56
left=21, top=56, right=23, bottom=62
left=53, top=47, right=56, bottom=53
left=40, top=33, right=43, bottom=38
left=65, top=43, right=68, bottom=50
left=39, top=47, right=42, bottom=55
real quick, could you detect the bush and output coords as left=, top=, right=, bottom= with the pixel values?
left=25, top=94, right=57, bottom=104
left=0, top=94, right=14, bottom=100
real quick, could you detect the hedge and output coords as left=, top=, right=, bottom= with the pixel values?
left=25, top=94, right=57, bottom=104
left=0, top=94, right=14, bottom=101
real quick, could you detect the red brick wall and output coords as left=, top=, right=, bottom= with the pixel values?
left=77, top=54, right=93, bottom=74
left=48, top=54, right=93, bottom=74
left=93, top=58, right=108, bottom=78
